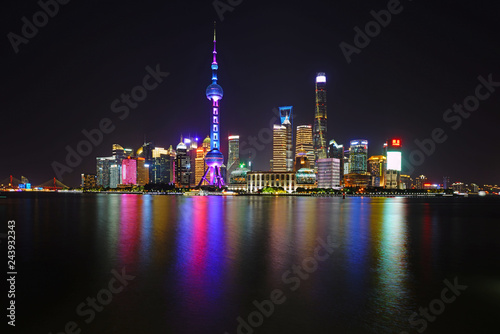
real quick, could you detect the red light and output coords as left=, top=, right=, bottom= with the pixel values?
left=424, top=183, right=431, bottom=186
left=391, top=139, right=401, bottom=146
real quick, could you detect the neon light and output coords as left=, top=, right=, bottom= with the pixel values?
left=387, top=152, right=402, bottom=171
left=391, top=139, right=401, bottom=146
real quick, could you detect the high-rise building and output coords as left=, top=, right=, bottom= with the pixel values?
left=272, top=124, right=288, bottom=172
left=227, top=135, right=240, bottom=182
left=277, top=106, right=294, bottom=171
left=328, top=139, right=344, bottom=185
left=385, top=138, right=402, bottom=189
left=122, top=158, right=137, bottom=185
left=109, top=164, right=121, bottom=188
left=181, top=137, right=198, bottom=187
left=400, top=175, right=412, bottom=189
left=294, top=149, right=311, bottom=171
left=96, top=157, right=114, bottom=188
left=343, top=151, right=350, bottom=182
left=349, top=139, right=368, bottom=174
left=443, top=176, right=451, bottom=189
left=150, top=147, right=173, bottom=184
left=415, top=175, right=428, bottom=189
left=296, top=125, right=314, bottom=167
left=317, top=158, right=341, bottom=189
left=199, top=24, right=225, bottom=187
left=313, top=73, right=328, bottom=162
left=368, top=155, right=386, bottom=187
left=81, top=174, right=97, bottom=189
left=176, top=139, right=190, bottom=188
left=196, top=137, right=211, bottom=186
left=136, top=158, right=149, bottom=186
left=271, top=107, right=293, bottom=172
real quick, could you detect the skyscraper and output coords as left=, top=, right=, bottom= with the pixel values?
left=151, top=147, right=173, bottom=184
left=278, top=106, right=293, bottom=171
left=96, top=157, right=113, bottom=188
left=227, top=135, right=240, bottom=182
left=349, top=139, right=368, bottom=174
left=176, top=139, right=190, bottom=188
left=328, top=139, right=344, bottom=185
left=136, top=158, right=149, bottom=186
left=272, top=124, right=287, bottom=172
left=385, top=138, right=402, bottom=189
left=296, top=125, right=314, bottom=167
left=122, top=158, right=137, bottom=185
left=196, top=136, right=211, bottom=186
left=199, top=24, right=225, bottom=187
left=368, top=155, right=386, bottom=187
left=313, top=73, right=327, bottom=162
left=317, top=158, right=341, bottom=189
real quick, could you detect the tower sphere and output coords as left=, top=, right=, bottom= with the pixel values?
left=204, top=149, right=224, bottom=167
left=206, top=83, right=223, bottom=101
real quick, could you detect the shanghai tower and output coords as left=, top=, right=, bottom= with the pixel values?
left=313, top=72, right=328, bottom=162
left=198, top=23, right=225, bottom=188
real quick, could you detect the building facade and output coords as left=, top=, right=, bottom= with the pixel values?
left=349, top=139, right=368, bottom=174
left=227, top=135, right=240, bottom=183
left=313, top=73, right=328, bottom=162
left=368, top=155, right=386, bottom=187
left=328, top=140, right=344, bottom=185
left=122, top=158, right=137, bottom=185
left=296, top=125, right=314, bottom=168
left=247, top=171, right=296, bottom=193
left=317, top=158, right=341, bottom=189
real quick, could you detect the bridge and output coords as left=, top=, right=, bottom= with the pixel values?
left=0, top=176, right=69, bottom=190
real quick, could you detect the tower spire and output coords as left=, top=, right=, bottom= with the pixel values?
left=212, top=21, right=217, bottom=65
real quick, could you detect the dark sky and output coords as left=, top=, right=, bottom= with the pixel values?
left=1, top=0, right=499, bottom=187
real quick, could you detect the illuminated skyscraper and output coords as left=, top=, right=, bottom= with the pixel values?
left=227, top=135, right=240, bottom=182
left=296, top=125, right=314, bottom=167
left=313, top=73, right=327, bottom=162
left=349, top=139, right=368, bottom=174
left=196, top=136, right=211, bottom=186
left=199, top=24, right=225, bottom=187
left=328, top=139, right=344, bottom=185
left=278, top=106, right=293, bottom=171
left=272, top=124, right=287, bottom=172
left=122, top=158, right=137, bottom=185
left=317, top=158, right=341, bottom=189
left=368, top=155, right=386, bottom=187
left=176, top=139, right=190, bottom=188
left=385, top=138, right=402, bottom=189
left=96, top=157, right=114, bottom=188
left=151, top=147, right=173, bottom=184
left=136, top=158, right=149, bottom=186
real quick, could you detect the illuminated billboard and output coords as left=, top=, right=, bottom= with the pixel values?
left=387, top=151, right=402, bottom=171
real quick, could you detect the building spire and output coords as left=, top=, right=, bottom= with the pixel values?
left=212, top=21, right=218, bottom=65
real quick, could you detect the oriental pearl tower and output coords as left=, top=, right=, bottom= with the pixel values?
left=198, top=23, right=225, bottom=188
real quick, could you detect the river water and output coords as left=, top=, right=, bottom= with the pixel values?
left=2, top=193, right=499, bottom=333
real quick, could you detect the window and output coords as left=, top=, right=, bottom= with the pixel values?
left=213, top=125, right=218, bottom=132
left=213, top=116, right=218, bottom=124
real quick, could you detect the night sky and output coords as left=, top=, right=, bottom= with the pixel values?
left=2, top=0, right=499, bottom=187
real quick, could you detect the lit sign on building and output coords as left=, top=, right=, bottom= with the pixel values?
left=316, top=75, right=326, bottom=83
left=391, top=139, right=401, bottom=147
left=387, top=151, right=402, bottom=171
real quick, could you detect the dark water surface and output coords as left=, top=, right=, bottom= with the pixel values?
left=2, top=193, right=499, bottom=333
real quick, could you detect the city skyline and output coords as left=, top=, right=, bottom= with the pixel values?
left=1, top=1, right=499, bottom=186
